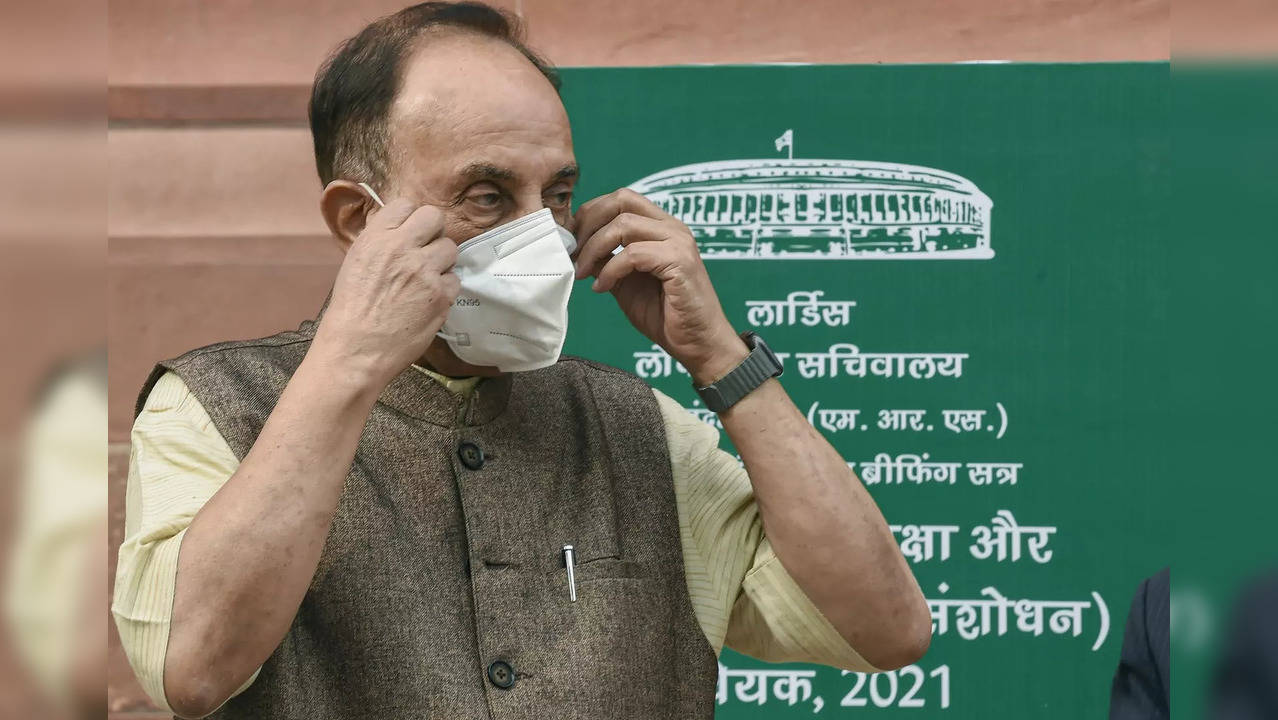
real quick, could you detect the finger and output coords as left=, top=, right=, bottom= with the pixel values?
left=440, top=271, right=461, bottom=300
left=365, top=197, right=420, bottom=230
left=395, top=204, right=447, bottom=247
left=573, top=188, right=670, bottom=250
left=574, top=212, right=670, bottom=280
left=592, top=242, right=669, bottom=293
left=418, top=235, right=459, bottom=272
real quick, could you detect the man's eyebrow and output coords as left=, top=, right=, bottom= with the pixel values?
left=458, top=162, right=518, bottom=183
left=550, top=164, right=579, bottom=182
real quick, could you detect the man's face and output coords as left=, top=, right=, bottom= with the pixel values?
left=383, top=31, right=577, bottom=243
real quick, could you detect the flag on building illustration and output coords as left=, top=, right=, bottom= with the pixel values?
left=774, top=129, right=794, bottom=159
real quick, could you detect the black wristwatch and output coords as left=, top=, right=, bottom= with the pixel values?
left=694, top=332, right=784, bottom=413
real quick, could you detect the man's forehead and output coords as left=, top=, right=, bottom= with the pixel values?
left=389, top=32, right=570, bottom=158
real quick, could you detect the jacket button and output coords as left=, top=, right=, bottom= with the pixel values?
left=487, top=659, right=515, bottom=689
left=458, top=442, right=485, bottom=470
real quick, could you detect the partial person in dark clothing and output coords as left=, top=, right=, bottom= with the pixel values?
left=1211, top=571, right=1278, bottom=720
left=1110, top=567, right=1170, bottom=720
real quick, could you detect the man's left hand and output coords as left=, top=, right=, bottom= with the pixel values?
left=573, top=188, right=748, bottom=385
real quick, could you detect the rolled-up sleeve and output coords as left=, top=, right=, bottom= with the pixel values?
left=652, top=388, right=877, bottom=672
left=111, top=371, right=255, bottom=710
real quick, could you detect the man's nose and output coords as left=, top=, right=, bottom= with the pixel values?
left=513, top=194, right=546, bottom=219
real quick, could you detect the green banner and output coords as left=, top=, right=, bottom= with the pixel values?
left=559, top=62, right=1168, bottom=718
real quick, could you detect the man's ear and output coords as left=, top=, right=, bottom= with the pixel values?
left=320, top=180, right=377, bottom=253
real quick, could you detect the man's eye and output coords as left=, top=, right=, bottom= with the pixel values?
left=467, top=193, right=503, bottom=209
left=545, top=191, right=573, bottom=207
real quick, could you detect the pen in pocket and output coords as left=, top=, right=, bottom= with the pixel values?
left=562, top=544, right=577, bottom=602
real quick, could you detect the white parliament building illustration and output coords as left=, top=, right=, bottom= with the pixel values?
left=628, top=130, right=994, bottom=260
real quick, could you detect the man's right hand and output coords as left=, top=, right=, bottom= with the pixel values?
left=160, top=199, right=460, bottom=717
left=311, top=199, right=461, bottom=389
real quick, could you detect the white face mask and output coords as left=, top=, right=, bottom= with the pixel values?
left=360, top=184, right=577, bottom=372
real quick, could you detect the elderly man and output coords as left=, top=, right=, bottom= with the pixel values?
left=112, top=3, right=930, bottom=718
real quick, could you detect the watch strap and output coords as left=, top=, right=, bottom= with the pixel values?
left=695, top=334, right=783, bottom=413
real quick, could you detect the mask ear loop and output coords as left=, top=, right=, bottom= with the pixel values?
left=357, top=182, right=386, bottom=208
